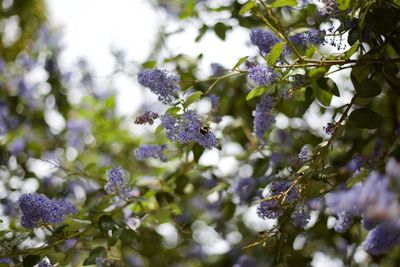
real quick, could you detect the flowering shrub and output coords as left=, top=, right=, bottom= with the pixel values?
left=1, top=0, right=400, bottom=266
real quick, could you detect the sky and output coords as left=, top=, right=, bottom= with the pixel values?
left=46, top=0, right=251, bottom=115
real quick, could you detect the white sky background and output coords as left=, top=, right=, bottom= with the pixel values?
left=46, top=0, right=251, bottom=116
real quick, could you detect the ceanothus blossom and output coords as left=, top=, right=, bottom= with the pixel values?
left=18, top=193, right=76, bottom=229
left=363, top=222, right=400, bottom=255
left=105, top=166, right=131, bottom=198
left=257, top=199, right=283, bottom=219
left=134, top=111, right=159, bottom=125
left=135, top=144, right=167, bottom=162
left=137, top=69, right=180, bottom=103
left=326, top=172, right=400, bottom=226
left=253, top=94, right=275, bottom=139
left=231, top=178, right=256, bottom=204
left=290, top=29, right=325, bottom=47
left=248, top=65, right=278, bottom=86
left=161, top=111, right=217, bottom=149
left=249, top=28, right=280, bottom=55
left=292, top=210, right=311, bottom=228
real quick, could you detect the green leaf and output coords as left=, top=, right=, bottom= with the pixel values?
left=355, top=79, right=381, bottom=98
left=246, top=86, right=267, bottom=101
left=316, top=88, right=332, bottom=106
left=239, top=0, right=256, bottom=16
left=141, top=60, right=157, bottom=69
left=309, top=67, right=328, bottom=79
left=271, top=0, right=298, bottom=8
left=346, top=169, right=369, bottom=188
left=349, top=108, right=383, bottom=129
left=267, top=42, right=285, bottom=67
left=155, top=124, right=164, bottom=135
left=232, top=56, right=249, bottom=70
left=98, top=215, right=115, bottom=232
left=166, top=106, right=181, bottom=114
left=316, top=78, right=340, bottom=97
left=183, top=91, right=203, bottom=108
left=23, top=255, right=41, bottom=267
left=83, top=247, right=107, bottom=266
left=195, top=24, right=208, bottom=42
left=336, top=0, right=350, bottom=10
left=345, top=40, right=359, bottom=58
left=214, top=22, right=231, bottom=40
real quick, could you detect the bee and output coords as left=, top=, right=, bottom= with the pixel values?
left=199, top=124, right=211, bottom=135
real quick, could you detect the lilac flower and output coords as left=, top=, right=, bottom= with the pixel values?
left=0, top=102, right=10, bottom=135
left=323, top=122, right=336, bottom=135
left=326, top=172, right=399, bottom=224
left=67, top=119, right=91, bottom=150
left=18, top=193, right=76, bottom=229
left=290, top=29, right=325, bottom=47
left=134, top=111, right=159, bottom=125
left=210, top=63, right=225, bottom=76
left=0, top=258, right=13, bottom=265
left=231, top=178, right=256, bottom=204
left=161, top=111, right=217, bottom=149
left=386, top=158, right=400, bottom=179
left=292, top=211, right=311, bottom=228
left=334, top=212, right=353, bottom=233
left=319, top=0, right=337, bottom=15
left=347, top=155, right=364, bottom=171
left=363, top=222, right=400, bottom=255
left=253, top=94, right=275, bottom=139
left=9, top=137, right=26, bottom=156
left=257, top=199, right=283, bottom=219
left=270, top=180, right=299, bottom=203
left=38, top=260, right=53, bottom=267
left=233, top=255, right=257, bottom=267
left=0, top=58, right=5, bottom=73
left=137, top=69, right=180, bottom=103
left=248, top=65, right=278, bottom=86
left=105, top=166, right=130, bottom=198
left=135, top=144, right=167, bottom=162
left=209, top=95, right=219, bottom=110
left=250, top=28, right=280, bottom=55
left=298, top=145, right=312, bottom=162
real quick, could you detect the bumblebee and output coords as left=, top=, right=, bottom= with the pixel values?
left=200, top=125, right=211, bottom=134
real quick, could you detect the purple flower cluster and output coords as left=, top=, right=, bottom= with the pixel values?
left=326, top=172, right=400, bottom=254
left=363, top=222, right=400, bottom=255
left=38, top=260, right=53, bottom=267
left=9, top=137, right=26, bottom=156
left=253, top=94, right=275, bottom=139
left=0, top=258, right=13, bottom=265
left=327, top=172, right=399, bottom=223
left=137, top=69, right=180, bottom=103
left=231, top=178, right=256, bottom=204
left=233, top=255, right=257, bottom=267
left=270, top=180, right=299, bottom=203
left=210, top=63, right=225, bottom=76
left=67, top=119, right=91, bottom=150
left=290, top=29, right=325, bottom=47
left=319, top=0, right=337, bottom=15
left=161, top=111, right=217, bottom=149
left=105, top=166, right=130, bottom=198
left=323, top=122, right=336, bottom=135
left=249, top=28, right=280, bottom=55
left=292, top=211, right=311, bottom=228
left=134, top=111, right=159, bottom=125
left=248, top=65, right=278, bottom=86
left=257, top=199, right=284, bottom=219
left=298, top=145, right=312, bottom=162
left=333, top=211, right=353, bottom=233
left=18, top=193, right=76, bottom=229
left=135, top=144, right=167, bottom=162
